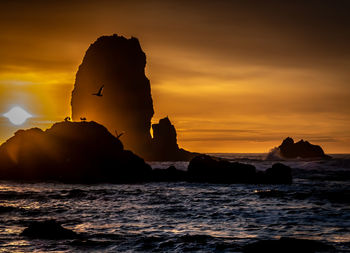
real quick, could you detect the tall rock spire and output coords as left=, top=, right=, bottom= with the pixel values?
left=71, top=34, right=154, bottom=155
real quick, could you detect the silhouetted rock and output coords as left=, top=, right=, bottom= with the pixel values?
left=151, top=166, right=187, bottom=182
left=71, top=34, right=154, bottom=156
left=0, top=125, right=293, bottom=184
left=187, top=155, right=292, bottom=184
left=148, top=117, right=197, bottom=161
left=267, top=137, right=331, bottom=160
left=263, top=163, right=292, bottom=184
left=0, top=206, right=16, bottom=213
left=71, top=35, right=196, bottom=161
left=255, top=190, right=286, bottom=198
left=20, top=220, right=78, bottom=239
left=0, top=121, right=151, bottom=183
left=243, top=237, right=335, bottom=253
left=187, top=155, right=257, bottom=183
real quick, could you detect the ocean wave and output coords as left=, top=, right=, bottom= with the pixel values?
left=0, top=155, right=349, bottom=252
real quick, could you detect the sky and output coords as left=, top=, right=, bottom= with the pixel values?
left=0, top=0, right=349, bottom=153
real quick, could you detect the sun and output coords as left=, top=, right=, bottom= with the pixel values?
left=3, top=106, right=32, bottom=125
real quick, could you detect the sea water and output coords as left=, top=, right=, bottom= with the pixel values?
left=0, top=154, right=349, bottom=252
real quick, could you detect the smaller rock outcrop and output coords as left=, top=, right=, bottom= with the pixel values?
left=151, top=166, right=187, bottom=182
left=267, top=137, right=331, bottom=160
left=243, top=237, right=335, bottom=253
left=188, top=155, right=256, bottom=183
left=187, top=155, right=292, bottom=184
left=20, top=220, right=78, bottom=239
left=261, top=163, right=292, bottom=184
left=147, top=117, right=197, bottom=161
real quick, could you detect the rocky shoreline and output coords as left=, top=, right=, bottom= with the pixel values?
left=0, top=121, right=292, bottom=184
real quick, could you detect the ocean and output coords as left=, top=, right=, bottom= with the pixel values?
left=0, top=153, right=349, bottom=252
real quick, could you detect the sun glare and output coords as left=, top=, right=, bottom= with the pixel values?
left=3, top=106, right=32, bottom=125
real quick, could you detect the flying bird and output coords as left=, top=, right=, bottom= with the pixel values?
left=92, top=85, right=104, bottom=97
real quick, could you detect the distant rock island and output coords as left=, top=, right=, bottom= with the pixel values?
left=0, top=121, right=151, bottom=182
left=71, top=34, right=195, bottom=161
left=267, top=137, right=331, bottom=160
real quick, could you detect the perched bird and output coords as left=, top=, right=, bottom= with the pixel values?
left=92, top=85, right=104, bottom=97
left=115, top=130, right=125, bottom=139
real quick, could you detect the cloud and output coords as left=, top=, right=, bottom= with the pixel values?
left=0, top=0, right=349, bottom=152
left=178, top=129, right=260, bottom=134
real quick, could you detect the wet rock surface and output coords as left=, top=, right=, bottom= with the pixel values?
left=243, top=237, right=335, bottom=253
left=188, top=155, right=292, bottom=184
left=21, top=220, right=78, bottom=239
left=151, top=166, right=187, bottom=182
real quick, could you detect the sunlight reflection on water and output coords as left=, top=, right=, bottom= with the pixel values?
left=0, top=155, right=349, bottom=251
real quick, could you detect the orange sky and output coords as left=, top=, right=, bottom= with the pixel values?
left=0, top=0, right=349, bottom=153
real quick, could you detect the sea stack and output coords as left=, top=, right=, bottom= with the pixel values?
left=71, top=34, right=195, bottom=161
left=150, top=117, right=195, bottom=161
left=267, top=137, right=331, bottom=160
left=71, top=34, right=154, bottom=156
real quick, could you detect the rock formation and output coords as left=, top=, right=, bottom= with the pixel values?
left=149, top=117, right=196, bottom=161
left=71, top=34, right=195, bottom=161
left=243, top=237, right=335, bottom=253
left=71, top=34, right=154, bottom=156
left=267, top=137, right=331, bottom=160
left=259, top=163, right=292, bottom=184
left=21, top=220, right=78, bottom=239
left=0, top=121, right=151, bottom=183
left=151, top=165, right=187, bottom=182
left=187, top=155, right=256, bottom=183
left=152, top=117, right=178, bottom=151
left=187, top=155, right=292, bottom=184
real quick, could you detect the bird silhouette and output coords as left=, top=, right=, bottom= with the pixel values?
left=80, top=117, right=86, bottom=121
left=115, top=130, right=125, bottom=139
left=92, top=85, right=104, bottom=97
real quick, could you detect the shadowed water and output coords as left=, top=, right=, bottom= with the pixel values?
left=0, top=154, right=349, bottom=252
